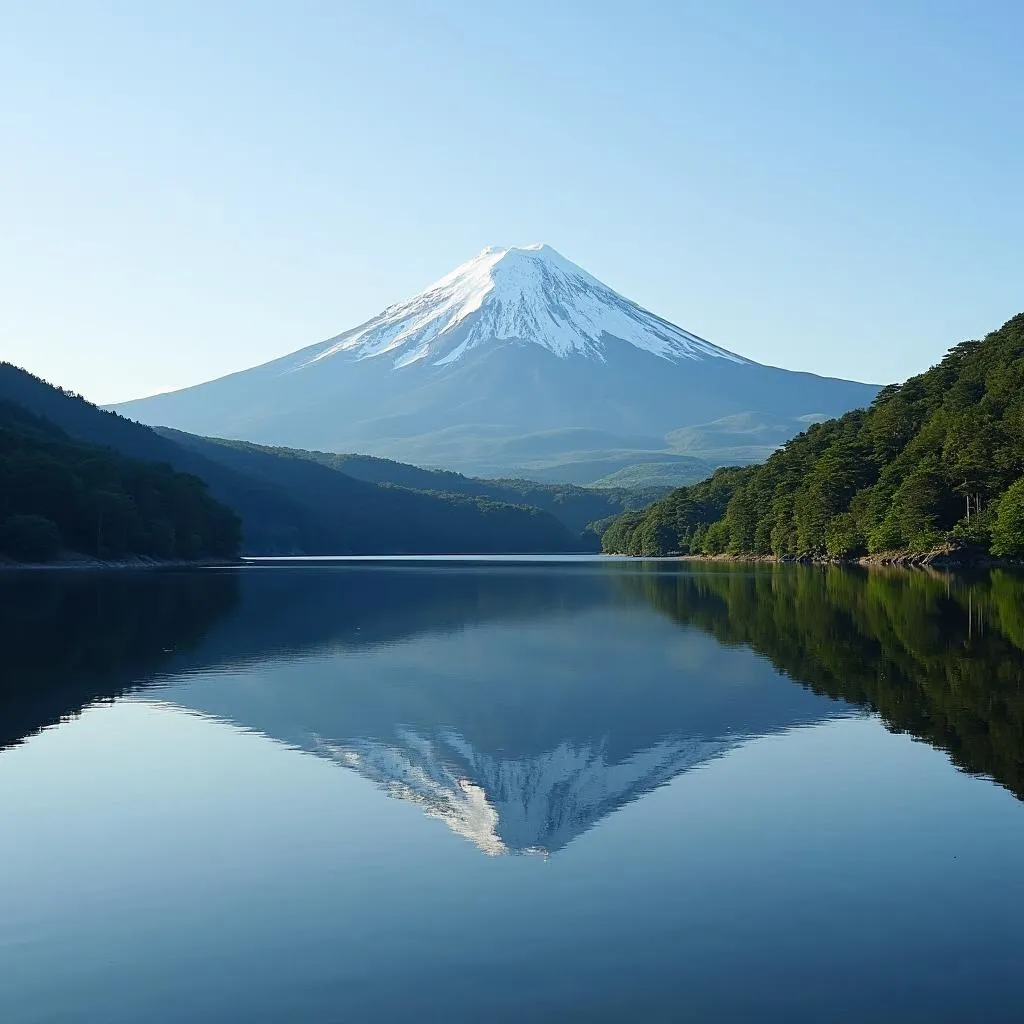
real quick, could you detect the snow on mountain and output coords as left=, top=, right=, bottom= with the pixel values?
left=109, top=242, right=880, bottom=480
left=298, top=243, right=747, bottom=370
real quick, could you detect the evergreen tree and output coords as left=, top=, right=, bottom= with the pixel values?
left=603, top=314, right=1024, bottom=559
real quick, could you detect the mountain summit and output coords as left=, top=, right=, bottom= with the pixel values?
left=112, top=245, right=880, bottom=481
left=309, top=243, right=748, bottom=369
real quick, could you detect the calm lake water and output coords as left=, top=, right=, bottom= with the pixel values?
left=2, top=559, right=1023, bottom=1022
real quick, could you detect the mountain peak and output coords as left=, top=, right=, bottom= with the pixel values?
left=303, top=243, right=746, bottom=371
left=477, top=242, right=557, bottom=259
left=109, top=239, right=881, bottom=479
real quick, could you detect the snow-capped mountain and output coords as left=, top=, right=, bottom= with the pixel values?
left=111, top=244, right=879, bottom=480
left=303, top=243, right=748, bottom=369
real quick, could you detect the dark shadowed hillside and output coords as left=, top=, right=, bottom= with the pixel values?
left=0, top=364, right=582, bottom=554
left=0, top=399, right=240, bottom=562
left=158, top=434, right=667, bottom=537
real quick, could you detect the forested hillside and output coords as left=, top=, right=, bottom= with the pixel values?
left=158, top=436, right=667, bottom=536
left=0, top=400, right=240, bottom=563
left=603, top=314, right=1024, bottom=559
left=0, top=364, right=582, bottom=555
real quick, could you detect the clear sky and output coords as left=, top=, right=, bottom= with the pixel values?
left=2, top=0, right=1021, bottom=403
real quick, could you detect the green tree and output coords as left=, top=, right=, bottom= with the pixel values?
left=889, top=465, right=958, bottom=549
left=991, top=477, right=1024, bottom=557
left=602, top=313, right=1024, bottom=562
left=825, top=512, right=865, bottom=558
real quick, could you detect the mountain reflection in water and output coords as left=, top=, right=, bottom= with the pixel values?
left=3, top=561, right=1023, bottom=854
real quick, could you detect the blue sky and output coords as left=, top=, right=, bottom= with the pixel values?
left=2, top=0, right=1021, bottom=403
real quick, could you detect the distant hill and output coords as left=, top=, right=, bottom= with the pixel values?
left=602, top=314, right=1024, bottom=559
left=589, top=461, right=724, bottom=490
left=160, top=438, right=668, bottom=536
left=0, top=364, right=583, bottom=555
left=664, top=411, right=827, bottom=463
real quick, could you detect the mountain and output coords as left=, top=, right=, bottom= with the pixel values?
left=0, top=363, right=583, bottom=554
left=110, top=244, right=880, bottom=480
left=602, top=313, right=1024, bottom=559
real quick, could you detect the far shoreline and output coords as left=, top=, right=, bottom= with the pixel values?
left=0, top=555, right=244, bottom=572
left=5, top=549, right=1021, bottom=572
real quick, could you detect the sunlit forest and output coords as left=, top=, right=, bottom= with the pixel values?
left=604, top=314, right=1024, bottom=559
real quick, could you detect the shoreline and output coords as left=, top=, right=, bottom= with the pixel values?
left=0, top=555, right=244, bottom=572
left=5, top=549, right=1021, bottom=572
left=635, top=547, right=1024, bottom=570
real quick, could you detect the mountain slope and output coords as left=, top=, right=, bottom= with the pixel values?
left=111, top=244, right=880, bottom=479
left=602, top=313, right=1024, bottom=558
left=0, top=364, right=581, bottom=554
left=297, top=243, right=747, bottom=366
left=0, top=399, right=240, bottom=562
left=159, top=436, right=668, bottom=536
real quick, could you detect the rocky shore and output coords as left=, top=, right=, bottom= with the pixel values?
left=655, top=543, right=1024, bottom=570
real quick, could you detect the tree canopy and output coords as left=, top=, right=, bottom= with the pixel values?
left=603, top=314, right=1024, bottom=559
left=0, top=400, right=241, bottom=563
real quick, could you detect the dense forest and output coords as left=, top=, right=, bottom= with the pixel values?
left=161, top=435, right=666, bottom=537
left=622, top=565, right=1024, bottom=800
left=153, top=425, right=586, bottom=553
left=0, top=399, right=240, bottom=563
left=603, top=314, right=1024, bottom=558
left=0, top=364, right=599, bottom=557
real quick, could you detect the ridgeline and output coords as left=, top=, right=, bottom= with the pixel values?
left=0, top=363, right=658, bottom=561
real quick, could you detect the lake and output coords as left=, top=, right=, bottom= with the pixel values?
left=2, top=559, right=1023, bottom=1022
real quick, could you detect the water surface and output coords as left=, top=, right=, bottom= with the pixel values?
left=2, top=560, right=1023, bottom=1022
